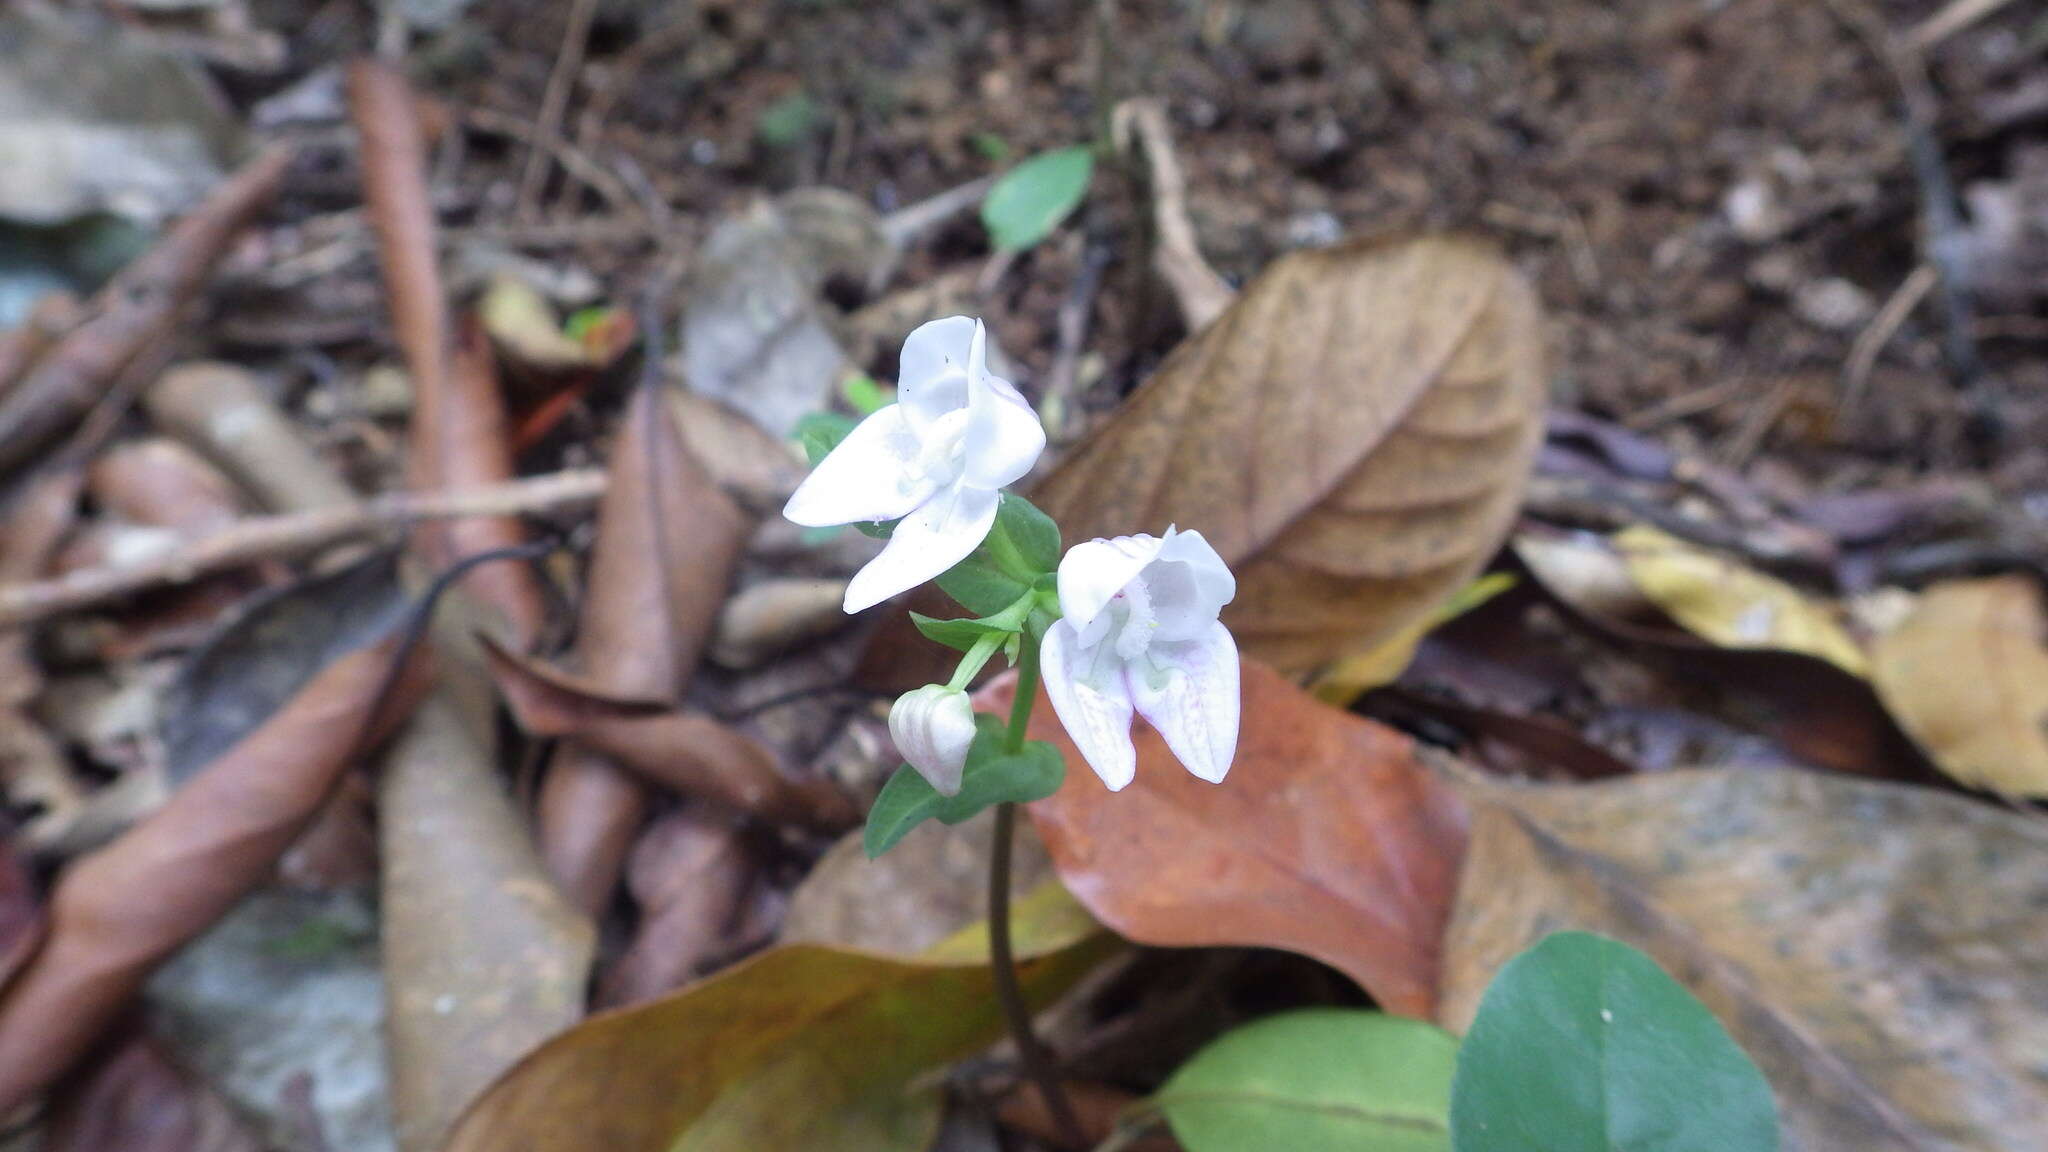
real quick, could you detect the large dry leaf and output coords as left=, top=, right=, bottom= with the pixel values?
left=1437, top=765, right=2048, bottom=1150
left=441, top=929, right=1109, bottom=1151
left=380, top=694, right=595, bottom=1152
left=1033, top=235, right=1545, bottom=672
left=0, top=561, right=425, bottom=1114
left=534, top=384, right=748, bottom=914
left=1006, top=658, right=1469, bottom=1017
left=1870, top=575, right=2048, bottom=795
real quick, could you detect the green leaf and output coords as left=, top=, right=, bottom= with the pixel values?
left=935, top=493, right=1061, bottom=616
left=909, top=591, right=1036, bottom=655
left=970, top=130, right=1011, bottom=163
left=793, top=410, right=858, bottom=467
left=1449, top=932, right=1778, bottom=1152
left=981, top=146, right=1095, bottom=251
left=841, top=372, right=888, bottom=415
left=757, top=91, right=819, bottom=147
left=1157, top=1009, right=1457, bottom=1152
left=865, top=717, right=1064, bottom=857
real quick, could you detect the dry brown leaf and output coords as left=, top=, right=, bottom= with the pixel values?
left=1033, top=234, right=1545, bottom=673
left=596, top=809, right=752, bottom=1008
left=42, top=1028, right=266, bottom=1152
left=1438, top=764, right=2048, bottom=1150
left=535, top=384, right=748, bottom=914
left=145, top=361, right=359, bottom=514
left=0, top=600, right=423, bottom=1113
left=379, top=694, right=595, bottom=1152
left=489, top=640, right=858, bottom=830
left=1870, top=575, right=2048, bottom=795
left=1004, top=659, right=1469, bottom=1018
left=87, top=439, right=248, bottom=536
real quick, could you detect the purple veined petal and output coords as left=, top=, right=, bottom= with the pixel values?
left=1128, top=620, right=1239, bottom=784
left=783, top=405, right=934, bottom=527
left=1040, top=618, right=1139, bottom=791
left=961, top=322, right=1046, bottom=489
left=842, top=483, right=1001, bottom=613
left=1055, top=533, right=1168, bottom=632
left=897, top=316, right=978, bottom=434
left=1147, top=527, right=1238, bottom=641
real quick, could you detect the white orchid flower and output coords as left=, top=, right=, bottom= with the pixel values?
left=784, top=317, right=1045, bottom=613
left=888, top=684, right=978, bottom=796
left=1040, top=528, right=1240, bottom=791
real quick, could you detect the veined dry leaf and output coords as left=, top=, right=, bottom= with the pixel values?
left=1438, top=765, right=2048, bottom=1150
left=380, top=694, right=595, bottom=1152
left=1612, top=524, right=1868, bottom=675
left=1033, top=235, right=1545, bottom=673
left=1004, top=659, right=1469, bottom=1018
left=534, top=384, right=749, bottom=914
left=0, top=559, right=426, bottom=1114
left=1870, top=575, right=2048, bottom=795
left=442, top=929, right=1111, bottom=1151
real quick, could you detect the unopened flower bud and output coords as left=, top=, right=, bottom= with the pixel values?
left=888, top=685, right=978, bottom=796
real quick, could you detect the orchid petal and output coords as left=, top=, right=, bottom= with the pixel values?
left=843, top=483, right=1000, bottom=613
left=1149, top=528, right=1238, bottom=641
left=897, top=316, right=978, bottom=433
left=1056, top=533, right=1167, bottom=631
left=961, top=322, right=1045, bottom=489
left=1041, top=618, right=1138, bottom=790
left=1129, top=620, right=1239, bottom=783
left=782, top=405, right=933, bottom=527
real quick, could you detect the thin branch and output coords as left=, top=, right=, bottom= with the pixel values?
left=518, top=0, right=601, bottom=219
left=1111, top=98, right=1233, bottom=331
left=0, top=471, right=606, bottom=628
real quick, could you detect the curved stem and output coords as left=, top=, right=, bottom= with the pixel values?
left=1004, top=625, right=1042, bottom=753
left=990, top=800, right=1084, bottom=1148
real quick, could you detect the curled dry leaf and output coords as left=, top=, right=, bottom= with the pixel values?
left=595, top=809, right=753, bottom=1008
left=380, top=695, right=595, bottom=1152
left=1033, top=235, right=1546, bottom=673
left=1611, top=524, right=1869, bottom=675
left=488, top=642, right=859, bottom=830
left=1004, top=659, right=1469, bottom=1018
left=88, top=438, right=249, bottom=536
left=1871, top=575, right=2048, bottom=796
left=145, top=361, right=359, bottom=514
left=1437, top=764, right=2048, bottom=1151
left=442, top=917, right=1110, bottom=1152
left=535, top=385, right=748, bottom=914
left=0, top=558, right=425, bottom=1114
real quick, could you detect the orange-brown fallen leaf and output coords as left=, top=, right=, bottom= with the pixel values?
left=535, top=385, right=748, bottom=914
left=999, top=659, right=1468, bottom=1018
left=0, top=619, right=423, bottom=1113
left=1032, top=234, right=1545, bottom=673
left=489, top=641, right=857, bottom=830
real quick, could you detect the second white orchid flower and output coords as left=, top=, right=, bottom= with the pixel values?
left=1040, top=528, right=1240, bottom=791
left=783, top=316, right=1045, bottom=613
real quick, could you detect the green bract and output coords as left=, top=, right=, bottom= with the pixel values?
left=1449, top=932, right=1778, bottom=1152
left=863, top=714, right=1064, bottom=857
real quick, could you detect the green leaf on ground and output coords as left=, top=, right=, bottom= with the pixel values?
left=981, top=146, right=1094, bottom=251
left=1157, top=1008, right=1457, bottom=1152
left=1449, top=931, right=1777, bottom=1152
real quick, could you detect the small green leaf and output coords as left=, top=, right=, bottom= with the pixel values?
left=757, top=91, right=819, bottom=147
left=1157, top=1009, right=1456, bottom=1152
left=864, top=716, right=1064, bottom=857
left=841, top=372, right=888, bottom=414
left=1449, top=931, right=1778, bottom=1152
left=970, top=130, right=1011, bottom=163
left=981, top=146, right=1095, bottom=251
left=793, top=409, right=858, bottom=467
left=909, top=589, right=1033, bottom=654
left=935, top=493, right=1062, bottom=616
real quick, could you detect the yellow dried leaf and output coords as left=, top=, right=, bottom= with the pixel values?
left=1870, top=575, right=2048, bottom=795
left=1612, top=524, right=1867, bottom=675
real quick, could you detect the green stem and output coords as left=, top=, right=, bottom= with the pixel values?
left=990, top=800, right=1083, bottom=1148
left=1004, top=626, right=1041, bottom=753
left=947, top=630, right=1007, bottom=692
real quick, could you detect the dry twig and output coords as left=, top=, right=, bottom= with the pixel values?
left=518, top=0, right=601, bottom=219
left=0, top=471, right=606, bottom=629
left=1112, top=98, right=1233, bottom=331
